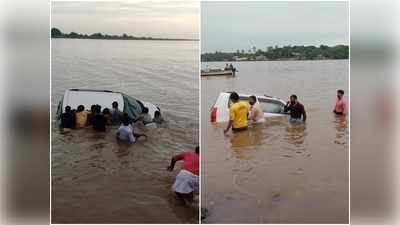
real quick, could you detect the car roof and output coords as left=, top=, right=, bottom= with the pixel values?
left=62, top=88, right=124, bottom=112
left=222, top=92, right=284, bottom=102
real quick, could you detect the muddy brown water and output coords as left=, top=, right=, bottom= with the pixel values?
left=201, top=60, right=349, bottom=223
left=51, top=39, right=199, bottom=223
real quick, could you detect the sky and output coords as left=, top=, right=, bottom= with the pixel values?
left=52, top=1, right=199, bottom=39
left=201, top=1, right=349, bottom=53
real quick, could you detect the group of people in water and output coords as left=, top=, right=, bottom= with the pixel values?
left=224, top=89, right=346, bottom=133
left=59, top=100, right=198, bottom=203
left=58, top=101, right=165, bottom=143
left=224, top=63, right=236, bottom=72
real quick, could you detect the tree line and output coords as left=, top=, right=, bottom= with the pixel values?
left=201, top=45, right=349, bottom=62
left=51, top=27, right=197, bottom=41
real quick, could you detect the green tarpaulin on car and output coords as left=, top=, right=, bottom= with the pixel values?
left=122, top=93, right=144, bottom=120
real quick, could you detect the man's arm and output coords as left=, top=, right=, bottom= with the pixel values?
left=255, top=107, right=262, bottom=120
left=167, top=156, right=178, bottom=171
left=302, top=106, right=307, bottom=122
left=225, top=107, right=235, bottom=133
left=224, top=120, right=233, bottom=134
left=284, top=102, right=291, bottom=113
left=249, top=108, right=259, bottom=122
left=128, top=132, right=135, bottom=144
left=343, top=101, right=347, bottom=115
left=167, top=153, right=184, bottom=171
left=248, top=108, right=254, bottom=121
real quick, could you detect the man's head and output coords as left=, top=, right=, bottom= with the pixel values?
left=65, top=106, right=71, bottom=112
left=112, top=101, right=118, bottom=109
left=195, top=146, right=199, bottom=154
left=290, top=94, right=298, bottom=104
left=249, top=95, right=257, bottom=105
left=337, top=89, right=344, bottom=99
left=121, top=114, right=130, bottom=126
left=103, top=108, right=110, bottom=115
left=91, top=104, right=96, bottom=113
left=230, top=92, right=240, bottom=103
left=142, top=107, right=149, bottom=114
left=77, top=105, right=84, bottom=112
left=95, top=104, right=102, bottom=113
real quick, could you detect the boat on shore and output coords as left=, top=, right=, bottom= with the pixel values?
left=201, top=69, right=235, bottom=77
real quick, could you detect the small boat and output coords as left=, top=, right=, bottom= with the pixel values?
left=201, top=69, right=235, bottom=77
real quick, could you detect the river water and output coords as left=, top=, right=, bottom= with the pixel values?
left=201, top=60, right=349, bottom=223
left=51, top=39, right=199, bottom=223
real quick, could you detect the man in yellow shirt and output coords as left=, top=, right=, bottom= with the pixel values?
left=75, top=105, right=88, bottom=128
left=224, top=92, right=249, bottom=134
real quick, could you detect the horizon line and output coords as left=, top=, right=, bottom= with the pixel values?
left=51, top=27, right=198, bottom=41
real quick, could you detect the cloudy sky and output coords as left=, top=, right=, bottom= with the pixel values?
left=52, top=1, right=199, bottom=39
left=202, top=1, right=349, bottom=53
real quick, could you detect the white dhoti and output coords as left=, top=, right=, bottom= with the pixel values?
left=172, top=169, right=199, bottom=194
left=253, top=116, right=265, bottom=124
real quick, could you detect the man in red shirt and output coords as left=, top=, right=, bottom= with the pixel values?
left=167, top=146, right=199, bottom=203
left=333, top=89, right=347, bottom=115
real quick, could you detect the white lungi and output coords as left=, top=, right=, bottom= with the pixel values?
left=172, top=169, right=199, bottom=194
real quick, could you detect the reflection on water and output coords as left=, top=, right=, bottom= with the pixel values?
left=229, top=125, right=264, bottom=160
left=202, top=60, right=348, bottom=223
left=285, top=122, right=307, bottom=148
left=52, top=39, right=198, bottom=223
left=334, top=114, right=348, bottom=145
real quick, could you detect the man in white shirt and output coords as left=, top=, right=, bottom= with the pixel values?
left=116, top=114, right=146, bottom=144
left=248, top=95, right=265, bottom=124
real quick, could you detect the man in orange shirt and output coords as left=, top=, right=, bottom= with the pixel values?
left=333, top=89, right=347, bottom=115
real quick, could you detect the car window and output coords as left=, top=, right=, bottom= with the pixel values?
left=258, top=99, right=284, bottom=113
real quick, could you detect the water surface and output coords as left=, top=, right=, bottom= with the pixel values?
left=201, top=60, right=348, bottom=223
left=51, top=39, right=199, bottom=223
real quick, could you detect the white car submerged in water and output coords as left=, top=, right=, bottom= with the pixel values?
left=210, top=92, right=287, bottom=123
left=56, top=88, right=162, bottom=121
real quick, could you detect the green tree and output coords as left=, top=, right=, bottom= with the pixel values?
left=51, top=27, right=62, bottom=37
left=68, top=32, right=79, bottom=38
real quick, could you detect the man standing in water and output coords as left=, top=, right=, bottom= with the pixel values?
left=284, top=94, right=307, bottom=123
left=224, top=63, right=229, bottom=70
left=333, top=89, right=346, bottom=115
left=167, top=146, right=199, bottom=203
left=224, top=92, right=250, bottom=133
left=111, top=101, right=123, bottom=125
left=248, top=95, right=265, bottom=124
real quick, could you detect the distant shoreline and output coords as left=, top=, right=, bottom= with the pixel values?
left=51, top=27, right=198, bottom=41
left=51, top=37, right=199, bottom=41
left=201, top=45, right=349, bottom=62
left=201, top=58, right=349, bottom=62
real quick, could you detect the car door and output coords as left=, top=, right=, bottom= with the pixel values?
left=258, top=97, right=286, bottom=117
